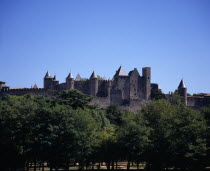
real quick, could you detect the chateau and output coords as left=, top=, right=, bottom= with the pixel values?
left=1, top=66, right=210, bottom=108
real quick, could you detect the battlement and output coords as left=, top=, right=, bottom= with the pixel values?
left=0, top=88, right=55, bottom=96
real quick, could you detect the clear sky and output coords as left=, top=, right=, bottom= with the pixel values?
left=0, top=0, right=210, bottom=94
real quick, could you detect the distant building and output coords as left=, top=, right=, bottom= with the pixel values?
left=1, top=66, right=210, bottom=108
left=43, top=66, right=160, bottom=104
left=0, top=81, right=9, bottom=92
left=33, top=84, right=38, bottom=89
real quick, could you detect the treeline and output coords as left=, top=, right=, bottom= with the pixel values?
left=0, top=90, right=209, bottom=171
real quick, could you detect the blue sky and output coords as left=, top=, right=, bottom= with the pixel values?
left=0, top=0, right=210, bottom=94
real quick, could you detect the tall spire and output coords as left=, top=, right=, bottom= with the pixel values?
left=90, top=71, right=97, bottom=79
left=178, top=79, right=186, bottom=89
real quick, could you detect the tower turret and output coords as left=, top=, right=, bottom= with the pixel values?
left=89, top=71, right=98, bottom=96
left=44, top=71, right=53, bottom=89
left=52, top=75, right=59, bottom=90
left=66, top=73, right=74, bottom=89
left=142, top=67, right=151, bottom=100
left=177, top=79, right=187, bottom=105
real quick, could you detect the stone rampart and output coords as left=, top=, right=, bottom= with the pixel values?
left=0, top=88, right=56, bottom=96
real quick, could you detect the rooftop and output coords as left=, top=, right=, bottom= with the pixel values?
left=116, top=66, right=128, bottom=76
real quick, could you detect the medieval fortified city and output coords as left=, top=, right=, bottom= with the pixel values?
left=1, top=66, right=210, bottom=109
left=1, top=1, right=210, bottom=170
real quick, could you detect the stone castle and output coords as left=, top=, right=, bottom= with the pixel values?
left=1, top=66, right=210, bottom=109
left=43, top=66, right=160, bottom=105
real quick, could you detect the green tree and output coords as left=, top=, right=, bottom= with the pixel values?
left=0, top=95, right=39, bottom=170
left=141, top=100, right=207, bottom=170
left=55, top=89, right=92, bottom=109
left=118, top=113, right=150, bottom=170
left=106, top=104, right=124, bottom=126
left=168, top=92, right=184, bottom=105
left=201, top=105, right=210, bottom=167
left=151, top=90, right=165, bottom=100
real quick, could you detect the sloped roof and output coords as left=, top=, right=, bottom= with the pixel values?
left=66, top=73, right=73, bottom=79
left=44, top=71, right=52, bottom=78
left=33, top=84, right=38, bottom=89
left=90, top=71, right=97, bottom=79
left=0, top=81, right=6, bottom=84
left=75, top=74, right=82, bottom=81
left=116, top=66, right=128, bottom=76
left=53, top=75, right=59, bottom=81
left=178, top=79, right=186, bottom=89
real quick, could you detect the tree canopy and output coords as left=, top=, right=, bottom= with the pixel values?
left=0, top=91, right=208, bottom=171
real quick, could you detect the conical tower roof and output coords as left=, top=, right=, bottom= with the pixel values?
left=178, top=79, right=186, bottom=89
left=66, top=73, right=73, bottom=79
left=44, top=71, right=52, bottom=78
left=75, top=74, right=82, bottom=81
left=116, top=66, right=128, bottom=76
left=53, top=75, right=59, bottom=81
left=90, top=71, right=97, bottom=79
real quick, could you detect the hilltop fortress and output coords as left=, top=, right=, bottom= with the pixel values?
left=1, top=66, right=210, bottom=109
left=43, top=66, right=158, bottom=105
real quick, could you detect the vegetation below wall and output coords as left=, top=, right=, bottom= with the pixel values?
left=0, top=90, right=210, bottom=171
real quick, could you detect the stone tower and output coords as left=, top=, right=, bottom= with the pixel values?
left=66, top=73, right=74, bottom=89
left=52, top=75, right=59, bottom=89
left=129, top=68, right=140, bottom=100
left=142, top=67, right=151, bottom=100
left=89, top=71, right=98, bottom=96
left=44, top=71, right=53, bottom=89
left=178, top=79, right=187, bottom=105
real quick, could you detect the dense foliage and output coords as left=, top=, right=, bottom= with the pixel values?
left=0, top=90, right=208, bottom=171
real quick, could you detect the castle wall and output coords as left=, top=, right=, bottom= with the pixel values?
left=97, top=80, right=106, bottom=97
left=110, top=89, right=123, bottom=105
left=89, top=97, right=110, bottom=108
left=57, top=83, right=66, bottom=90
left=188, top=96, right=210, bottom=108
left=0, top=88, right=56, bottom=97
left=74, top=81, right=89, bottom=95
left=112, top=76, right=130, bottom=101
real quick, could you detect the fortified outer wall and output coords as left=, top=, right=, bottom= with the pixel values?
left=74, top=81, right=89, bottom=94
left=1, top=66, right=162, bottom=109
left=187, top=96, right=210, bottom=108
left=89, top=97, right=110, bottom=108
left=0, top=88, right=56, bottom=97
